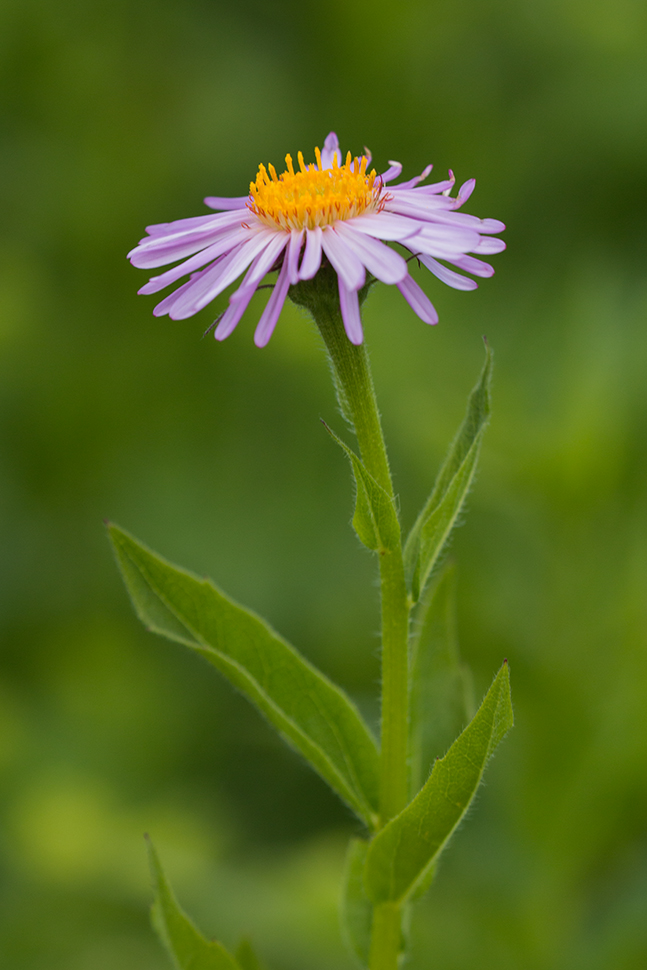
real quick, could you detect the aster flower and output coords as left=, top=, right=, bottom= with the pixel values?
left=128, top=132, right=505, bottom=347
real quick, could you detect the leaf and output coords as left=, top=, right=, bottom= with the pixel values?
left=235, top=939, right=264, bottom=970
left=109, top=524, right=380, bottom=828
left=404, top=343, right=492, bottom=602
left=409, top=564, right=474, bottom=798
left=323, top=422, right=400, bottom=553
left=147, top=837, right=240, bottom=970
left=364, top=662, right=513, bottom=905
left=340, top=838, right=373, bottom=967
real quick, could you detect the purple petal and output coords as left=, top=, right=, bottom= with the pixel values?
left=215, top=263, right=262, bottom=341
left=449, top=254, right=494, bottom=278
left=338, top=280, right=363, bottom=344
left=392, top=200, right=504, bottom=238
left=167, top=234, right=272, bottom=319
left=399, top=178, right=456, bottom=197
left=410, top=225, right=482, bottom=258
left=287, top=229, right=304, bottom=285
left=137, top=210, right=245, bottom=246
left=475, top=236, right=507, bottom=255
left=204, top=196, right=250, bottom=211
left=254, top=258, right=290, bottom=347
left=299, top=227, right=323, bottom=279
left=229, top=231, right=288, bottom=297
left=321, top=228, right=366, bottom=291
left=130, top=212, right=247, bottom=268
left=397, top=275, right=438, bottom=325
left=145, top=214, right=230, bottom=237
left=347, top=211, right=422, bottom=241
left=379, top=160, right=402, bottom=183
left=153, top=271, right=208, bottom=317
left=388, top=163, right=433, bottom=191
left=138, top=225, right=251, bottom=294
left=386, top=189, right=456, bottom=210
left=456, top=179, right=476, bottom=205
left=335, top=223, right=408, bottom=284
left=417, top=254, right=478, bottom=291
left=321, top=132, right=342, bottom=169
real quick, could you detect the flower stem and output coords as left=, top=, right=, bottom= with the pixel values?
left=305, top=293, right=409, bottom=970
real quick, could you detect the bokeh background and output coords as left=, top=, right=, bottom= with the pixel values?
left=1, top=0, right=647, bottom=967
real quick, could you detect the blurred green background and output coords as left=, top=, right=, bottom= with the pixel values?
left=1, top=0, right=647, bottom=967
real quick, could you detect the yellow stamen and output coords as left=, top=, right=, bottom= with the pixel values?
left=248, top=145, right=381, bottom=232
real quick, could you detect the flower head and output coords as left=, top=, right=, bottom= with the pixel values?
left=128, top=132, right=505, bottom=346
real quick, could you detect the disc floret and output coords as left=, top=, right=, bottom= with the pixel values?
left=248, top=148, right=382, bottom=232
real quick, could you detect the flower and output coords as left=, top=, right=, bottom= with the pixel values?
left=128, top=132, right=505, bottom=347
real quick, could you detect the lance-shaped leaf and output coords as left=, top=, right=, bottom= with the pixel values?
left=109, top=524, right=380, bottom=828
left=340, top=838, right=373, bottom=967
left=364, top=662, right=512, bottom=905
left=323, top=422, right=400, bottom=553
left=409, top=564, right=474, bottom=798
left=147, top=837, right=240, bottom=970
left=235, top=939, right=265, bottom=970
left=404, top=344, right=492, bottom=602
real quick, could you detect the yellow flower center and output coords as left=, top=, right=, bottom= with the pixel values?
left=248, top=148, right=382, bottom=231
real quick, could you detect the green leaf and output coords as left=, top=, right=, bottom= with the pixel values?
left=323, top=422, right=400, bottom=553
left=147, top=837, right=240, bottom=970
left=234, top=939, right=264, bottom=970
left=109, top=524, right=380, bottom=829
left=364, top=662, right=513, bottom=905
left=340, top=838, right=373, bottom=967
left=404, top=343, right=492, bottom=602
left=409, top=564, right=474, bottom=798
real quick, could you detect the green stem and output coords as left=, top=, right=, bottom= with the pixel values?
left=295, top=278, right=410, bottom=970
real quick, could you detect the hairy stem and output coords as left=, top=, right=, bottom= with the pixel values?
left=295, top=279, right=410, bottom=970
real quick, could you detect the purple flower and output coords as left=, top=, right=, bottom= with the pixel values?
left=128, top=132, right=505, bottom=347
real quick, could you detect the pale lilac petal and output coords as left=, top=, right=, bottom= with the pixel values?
left=387, top=163, right=433, bottom=191
left=137, top=210, right=244, bottom=247
left=380, top=160, right=402, bottom=183
left=385, top=190, right=455, bottom=211
left=254, top=258, right=290, bottom=347
left=321, top=132, right=342, bottom=169
left=299, top=227, right=323, bottom=279
left=204, top=196, right=250, bottom=210
left=168, top=234, right=272, bottom=319
left=347, top=211, right=422, bottom=241
left=475, top=236, right=507, bottom=255
left=397, top=275, right=438, bottom=325
left=321, top=228, right=366, bottom=291
left=335, top=223, right=408, bottom=284
left=153, top=271, right=208, bottom=317
left=388, top=197, right=503, bottom=236
left=456, top=179, right=476, bottom=205
left=338, top=280, right=363, bottom=344
left=287, top=229, right=304, bottom=285
left=416, top=254, right=478, bottom=291
left=145, top=214, right=229, bottom=237
left=214, top=291, right=255, bottom=340
left=229, top=231, right=288, bottom=297
left=411, top=225, right=482, bottom=258
left=138, top=225, right=252, bottom=294
left=130, top=212, right=247, bottom=268
left=215, top=262, right=261, bottom=340
left=449, top=254, right=494, bottom=278
left=405, top=176, right=456, bottom=196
